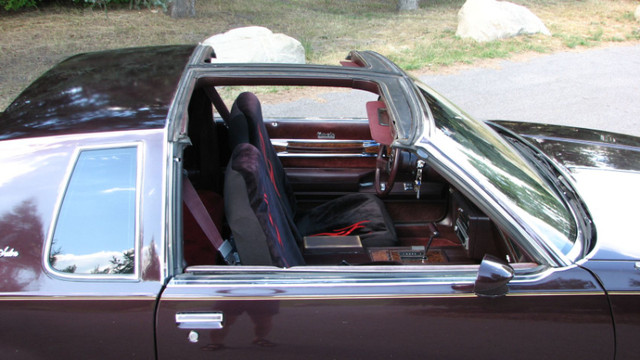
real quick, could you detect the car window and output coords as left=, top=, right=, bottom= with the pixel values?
left=216, top=86, right=377, bottom=119
left=415, top=82, right=577, bottom=256
left=48, top=146, right=139, bottom=276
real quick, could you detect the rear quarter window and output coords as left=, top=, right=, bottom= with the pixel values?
left=47, top=146, right=140, bottom=277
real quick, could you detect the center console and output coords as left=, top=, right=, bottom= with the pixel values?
left=302, top=235, right=448, bottom=265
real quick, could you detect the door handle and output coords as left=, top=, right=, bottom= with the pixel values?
left=175, top=312, right=224, bottom=329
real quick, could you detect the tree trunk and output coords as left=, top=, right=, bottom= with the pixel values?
left=169, top=0, right=196, bottom=18
left=397, top=0, right=418, bottom=11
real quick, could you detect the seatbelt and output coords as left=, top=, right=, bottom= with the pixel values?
left=182, top=174, right=238, bottom=264
left=203, top=86, right=230, bottom=122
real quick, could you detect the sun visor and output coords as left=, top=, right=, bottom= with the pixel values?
left=366, top=101, right=394, bottom=146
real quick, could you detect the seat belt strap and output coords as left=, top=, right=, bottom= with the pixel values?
left=203, top=86, right=230, bottom=122
left=182, top=175, right=238, bottom=264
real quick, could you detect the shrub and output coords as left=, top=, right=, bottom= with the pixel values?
left=1, top=0, right=38, bottom=11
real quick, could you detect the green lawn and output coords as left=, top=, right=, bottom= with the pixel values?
left=1, top=0, right=639, bottom=110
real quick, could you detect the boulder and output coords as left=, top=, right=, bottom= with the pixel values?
left=456, top=0, right=551, bottom=42
left=397, top=0, right=419, bottom=11
left=203, top=27, right=306, bottom=64
left=168, top=0, right=196, bottom=18
left=635, top=5, right=640, bottom=22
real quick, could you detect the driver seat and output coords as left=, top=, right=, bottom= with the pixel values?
left=228, top=92, right=397, bottom=247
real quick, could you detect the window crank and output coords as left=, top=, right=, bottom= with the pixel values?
left=415, top=160, right=425, bottom=199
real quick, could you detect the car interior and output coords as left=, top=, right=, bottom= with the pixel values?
left=180, top=80, right=535, bottom=269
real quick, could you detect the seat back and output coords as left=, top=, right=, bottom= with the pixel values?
left=224, top=143, right=305, bottom=267
left=230, top=92, right=297, bottom=218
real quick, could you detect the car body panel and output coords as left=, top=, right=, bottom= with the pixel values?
left=0, top=130, right=167, bottom=358
left=492, top=120, right=640, bottom=172
left=491, top=120, right=640, bottom=262
left=156, top=265, right=613, bottom=360
left=580, top=261, right=640, bottom=359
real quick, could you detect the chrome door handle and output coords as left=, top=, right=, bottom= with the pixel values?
left=175, top=312, right=224, bottom=329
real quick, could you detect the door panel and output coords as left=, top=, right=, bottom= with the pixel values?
left=265, top=118, right=377, bottom=194
left=266, top=118, right=374, bottom=142
left=156, top=265, right=614, bottom=360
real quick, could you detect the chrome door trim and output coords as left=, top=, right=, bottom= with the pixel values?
left=272, top=139, right=378, bottom=158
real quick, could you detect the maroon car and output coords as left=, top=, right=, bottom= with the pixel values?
left=1, top=45, right=639, bottom=359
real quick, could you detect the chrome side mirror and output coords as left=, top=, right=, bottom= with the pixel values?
left=474, top=254, right=514, bottom=298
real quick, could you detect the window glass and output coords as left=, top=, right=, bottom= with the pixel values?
left=216, top=86, right=378, bottom=119
left=415, top=81, right=577, bottom=255
left=49, top=147, right=138, bottom=275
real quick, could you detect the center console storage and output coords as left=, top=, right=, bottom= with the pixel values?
left=302, top=235, right=451, bottom=265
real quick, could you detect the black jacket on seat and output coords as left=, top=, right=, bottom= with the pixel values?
left=228, top=91, right=397, bottom=250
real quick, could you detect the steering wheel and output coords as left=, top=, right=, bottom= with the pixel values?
left=375, top=145, right=400, bottom=197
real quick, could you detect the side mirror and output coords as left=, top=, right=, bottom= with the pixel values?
left=474, top=254, right=514, bottom=298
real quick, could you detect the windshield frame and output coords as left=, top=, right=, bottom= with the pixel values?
left=412, top=79, right=584, bottom=266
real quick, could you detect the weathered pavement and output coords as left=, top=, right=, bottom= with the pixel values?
left=419, top=43, right=640, bottom=137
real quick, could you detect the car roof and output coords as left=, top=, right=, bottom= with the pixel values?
left=0, top=45, right=196, bottom=141
left=0, top=45, right=420, bottom=143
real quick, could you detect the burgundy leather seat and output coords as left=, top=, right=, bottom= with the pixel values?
left=228, top=92, right=397, bottom=250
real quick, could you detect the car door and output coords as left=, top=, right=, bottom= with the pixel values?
left=155, top=261, right=613, bottom=360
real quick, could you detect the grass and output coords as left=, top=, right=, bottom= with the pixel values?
left=1, top=0, right=639, bottom=110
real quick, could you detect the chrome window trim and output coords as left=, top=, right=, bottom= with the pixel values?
left=180, top=263, right=550, bottom=283
left=43, top=142, right=144, bottom=281
left=271, top=139, right=378, bottom=158
left=264, top=118, right=370, bottom=124
left=272, top=139, right=378, bottom=145
left=277, top=153, right=377, bottom=158
left=163, top=263, right=562, bottom=299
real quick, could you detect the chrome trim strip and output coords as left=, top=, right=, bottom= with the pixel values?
left=607, top=292, right=640, bottom=296
left=164, top=294, right=479, bottom=301
left=272, top=139, right=379, bottom=145
left=265, top=118, right=370, bottom=125
left=177, top=264, right=551, bottom=287
left=0, top=296, right=154, bottom=301
left=184, top=264, right=484, bottom=273
left=161, top=291, right=604, bottom=302
left=272, top=139, right=378, bottom=158
left=278, top=152, right=376, bottom=158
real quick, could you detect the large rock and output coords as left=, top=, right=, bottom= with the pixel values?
left=203, top=27, right=306, bottom=64
left=397, top=0, right=418, bottom=11
left=456, top=0, right=551, bottom=42
left=168, top=0, right=195, bottom=18
left=635, top=5, right=640, bottom=22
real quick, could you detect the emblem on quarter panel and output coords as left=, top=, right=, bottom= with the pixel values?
left=0, top=247, right=19, bottom=258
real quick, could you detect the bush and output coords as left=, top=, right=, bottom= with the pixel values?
left=1, top=0, right=166, bottom=11
left=1, top=0, right=38, bottom=11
